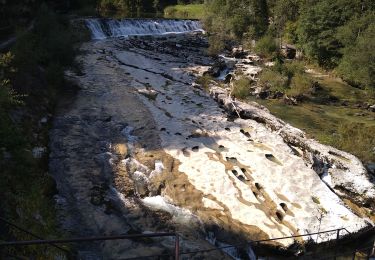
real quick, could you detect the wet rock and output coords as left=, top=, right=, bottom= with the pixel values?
left=281, top=44, right=297, bottom=59
left=366, top=163, right=375, bottom=176
left=257, top=90, right=271, bottom=99
left=232, top=46, right=247, bottom=58
left=132, top=171, right=149, bottom=197
left=341, top=100, right=349, bottom=106
left=271, top=91, right=284, bottom=99
left=40, top=117, right=48, bottom=124
left=138, top=88, right=158, bottom=100
left=32, top=147, right=47, bottom=159
left=204, top=60, right=226, bottom=77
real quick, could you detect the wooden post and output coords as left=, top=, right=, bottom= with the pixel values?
left=175, top=234, right=180, bottom=260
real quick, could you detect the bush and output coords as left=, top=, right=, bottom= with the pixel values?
left=0, top=52, right=20, bottom=113
left=13, top=4, right=77, bottom=98
left=207, top=35, right=226, bottom=56
left=196, top=75, right=213, bottom=90
left=0, top=5, right=80, bottom=258
left=284, top=61, right=305, bottom=77
left=232, top=77, right=252, bottom=99
left=286, top=73, right=314, bottom=98
left=255, top=34, right=279, bottom=59
left=258, top=68, right=288, bottom=92
left=337, top=23, right=375, bottom=90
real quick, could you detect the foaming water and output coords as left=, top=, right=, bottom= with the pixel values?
left=86, top=18, right=203, bottom=40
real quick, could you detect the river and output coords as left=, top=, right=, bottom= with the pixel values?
left=48, top=17, right=374, bottom=259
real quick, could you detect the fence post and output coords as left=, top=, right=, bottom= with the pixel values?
left=175, top=234, right=180, bottom=260
left=333, top=229, right=341, bottom=260
left=336, top=229, right=340, bottom=241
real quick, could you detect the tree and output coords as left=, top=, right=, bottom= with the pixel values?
left=337, top=23, right=375, bottom=89
left=296, top=0, right=368, bottom=68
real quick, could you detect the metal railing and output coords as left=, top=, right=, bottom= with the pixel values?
left=1, top=216, right=374, bottom=260
left=0, top=217, right=72, bottom=256
left=0, top=217, right=179, bottom=259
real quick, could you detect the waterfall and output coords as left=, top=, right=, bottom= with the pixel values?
left=85, top=18, right=204, bottom=40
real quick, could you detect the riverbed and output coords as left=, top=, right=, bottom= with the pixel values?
left=49, top=19, right=374, bottom=259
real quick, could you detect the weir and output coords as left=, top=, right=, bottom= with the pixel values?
left=85, top=18, right=203, bottom=39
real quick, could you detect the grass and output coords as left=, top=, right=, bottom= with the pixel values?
left=251, top=61, right=375, bottom=163
left=164, top=4, right=205, bottom=19
left=247, top=88, right=375, bottom=163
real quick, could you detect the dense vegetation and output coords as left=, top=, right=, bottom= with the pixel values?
left=204, top=0, right=375, bottom=91
left=204, top=0, right=374, bottom=163
left=98, top=0, right=203, bottom=14
left=0, top=1, right=89, bottom=258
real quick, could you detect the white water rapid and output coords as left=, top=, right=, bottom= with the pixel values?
left=85, top=18, right=203, bottom=39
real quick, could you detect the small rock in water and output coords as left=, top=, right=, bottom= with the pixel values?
left=32, top=147, right=46, bottom=159
left=138, top=89, right=158, bottom=100
left=40, top=117, right=48, bottom=124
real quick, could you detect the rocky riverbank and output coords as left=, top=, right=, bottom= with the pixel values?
left=50, top=27, right=374, bottom=258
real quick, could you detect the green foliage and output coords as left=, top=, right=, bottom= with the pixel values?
left=203, top=0, right=374, bottom=92
left=0, top=3, right=80, bottom=258
left=284, top=21, right=298, bottom=44
left=0, top=52, right=21, bottom=112
left=296, top=0, right=372, bottom=68
left=164, top=4, right=205, bottom=19
left=258, top=61, right=314, bottom=98
left=232, top=77, right=252, bottom=99
left=196, top=74, right=213, bottom=89
left=98, top=0, right=197, bottom=14
left=207, top=35, right=226, bottom=56
left=330, top=122, right=375, bottom=163
left=337, top=15, right=375, bottom=89
left=204, top=0, right=270, bottom=52
left=286, top=73, right=314, bottom=98
left=258, top=68, right=288, bottom=92
left=255, top=34, right=279, bottom=58
left=13, top=4, right=77, bottom=93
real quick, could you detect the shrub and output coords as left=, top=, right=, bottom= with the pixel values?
left=284, top=61, right=305, bottom=77
left=232, top=77, right=252, bottom=99
left=255, top=34, right=279, bottom=59
left=286, top=73, right=314, bottom=98
left=0, top=52, right=20, bottom=113
left=196, top=75, right=213, bottom=90
left=258, top=69, right=288, bottom=92
left=207, top=35, right=226, bottom=56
